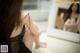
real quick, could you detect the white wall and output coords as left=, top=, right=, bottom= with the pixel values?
left=28, top=10, right=49, bottom=21
left=24, top=0, right=52, bottom=21
left=48, top=0, right=58, bottom=29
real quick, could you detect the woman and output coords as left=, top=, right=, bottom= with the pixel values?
left=63, top=3, right=80, bottom=33
left=0, top=0, right=45, bottom=53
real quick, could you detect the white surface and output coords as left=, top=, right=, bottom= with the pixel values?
left=32, top=48, right=53, bottom=53
left=47, top=37, right=80, bottom=53
left=32, top=33, right=80, bottom=53
left=28, top=10, right=49, bottom=21
left=48, top=0, right=58, bottom=28
left=47, top=29, right=80, bottom=43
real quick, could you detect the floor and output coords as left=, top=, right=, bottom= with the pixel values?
left=32, top=33, right=80, bottom=53
left=47, top=36, right=80, bottom=53
left=32, top=21, right=80, bottom=53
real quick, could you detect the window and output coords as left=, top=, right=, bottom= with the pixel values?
left=22, top=0, right=51, bottom=10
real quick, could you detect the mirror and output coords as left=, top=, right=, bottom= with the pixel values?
left=48, top=0, right=80, bottom=44
left=55, top=7, right=80, bottom=34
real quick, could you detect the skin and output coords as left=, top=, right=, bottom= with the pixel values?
left=10, top=11, right=46, bottom=51
left=64, top=4, right=79, bottom=32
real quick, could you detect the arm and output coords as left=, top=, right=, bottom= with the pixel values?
left=23, top=14, right=41, bottom=48
left=29, top=17, right=41, bottom=48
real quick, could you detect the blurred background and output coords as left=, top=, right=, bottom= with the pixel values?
left=22, top=0, right=80, bottom=53
left=22, top=0, right=52, bottom=33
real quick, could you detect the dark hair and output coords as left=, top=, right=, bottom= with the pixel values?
left=68, top=3, right=79, bottom=14
left=63, top=3, right=80, bottom=22
left=0, top=0, right=23, bottom=44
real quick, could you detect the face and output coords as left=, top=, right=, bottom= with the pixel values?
left=72, top=4, right=77, bottom=12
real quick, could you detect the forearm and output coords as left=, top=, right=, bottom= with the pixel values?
left=30, top=22, right=41, bottom=48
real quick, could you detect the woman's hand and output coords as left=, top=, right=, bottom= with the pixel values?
left=31, top=22, right=47, bottom=48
